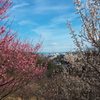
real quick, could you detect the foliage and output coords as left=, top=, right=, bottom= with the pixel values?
left=1, top=0, right=100, bottom=100
left=15, top=0, right=99, bottom=100
left=36, top=57, right=61, bottom=78
left=0, top=0, right=47, bottom=99
left=67, top=0, right=100, bottom=94
left=5, top=73, right=99, bottom=100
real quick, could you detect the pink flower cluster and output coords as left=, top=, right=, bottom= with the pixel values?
left=0, top=0, right=12, bottom=20
left=0, top=0, right=47, bottom=99
left=0, top=25, right=5, bottom=35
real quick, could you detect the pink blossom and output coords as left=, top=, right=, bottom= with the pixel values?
left=0, top=0, right=4, bottom=4
left=0, top=0, right=47, bottom=99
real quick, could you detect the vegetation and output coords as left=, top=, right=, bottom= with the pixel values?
left=0, top=0, right=46, bottom=100
left=67, top=0, right=100, bottom=88
left=0, top=0, right=100, bottom=100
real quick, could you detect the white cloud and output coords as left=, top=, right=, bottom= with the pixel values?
left=32, top=25, right=69, bottom=41
left=50, top=43, right=58, bottom=45
left=50, top=15, right=67, bottom=25
left=33, top=5, right=68, bottom=14
left=31, top=0, right=69, bottom=14
left=42, top=44, right=74, bottom=52
left=18, top=20, right=37, bottom=26
left=38, top=5, right=68, bottom=11
left=11, top=3, right=29, bottom=11
left=50, top=13, right=79, bottom=26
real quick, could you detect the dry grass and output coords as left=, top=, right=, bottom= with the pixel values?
left=3, top=70, right=100, bottom=100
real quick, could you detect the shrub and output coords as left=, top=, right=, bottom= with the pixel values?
left=67, top=0, right=100, bottom=87
left=0, top=0, right=47, bottom=99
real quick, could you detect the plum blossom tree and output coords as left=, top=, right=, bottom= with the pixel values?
left=67, top=0, right=100, bottom=88
left=0, top=0, right=47, bottom=99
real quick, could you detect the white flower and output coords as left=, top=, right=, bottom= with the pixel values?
left=76, top=7, right=80, bottom=10
left=77, top=0, right=81, bottom=2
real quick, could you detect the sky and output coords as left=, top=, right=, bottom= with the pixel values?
left=4, top=0, right=83, bottom=53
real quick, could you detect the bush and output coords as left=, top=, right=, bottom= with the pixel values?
left=0, top=0, right=47, bottom=99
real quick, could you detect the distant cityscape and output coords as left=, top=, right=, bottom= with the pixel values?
left=37, top=52, right=67, bottom=54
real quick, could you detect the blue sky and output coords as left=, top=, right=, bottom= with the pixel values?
left=5, top=0, right=83, bottom=53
